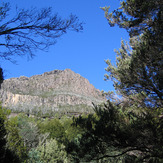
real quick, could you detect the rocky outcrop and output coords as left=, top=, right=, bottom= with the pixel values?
left=0, top=69, right=105, bottom=115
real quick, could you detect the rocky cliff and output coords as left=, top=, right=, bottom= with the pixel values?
left=0, top=69, right=105, bottom=115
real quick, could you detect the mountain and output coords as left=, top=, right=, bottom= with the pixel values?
left=0, top=69, right=106, bottom=116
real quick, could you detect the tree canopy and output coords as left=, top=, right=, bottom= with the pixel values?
left=102, top=0, right=163, bottom=107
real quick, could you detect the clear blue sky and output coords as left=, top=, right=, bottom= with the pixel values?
left=1, top=0, right=128, bottom=92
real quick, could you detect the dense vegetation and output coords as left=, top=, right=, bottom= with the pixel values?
left=0, top=106, right=86, bottom=162
left=0, top=0, right=162, bottom=162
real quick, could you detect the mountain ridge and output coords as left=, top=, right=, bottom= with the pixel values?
left=0, top=69, right=106, bottom=115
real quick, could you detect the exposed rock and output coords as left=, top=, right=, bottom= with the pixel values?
left=0, top=69, right=106, bottom=115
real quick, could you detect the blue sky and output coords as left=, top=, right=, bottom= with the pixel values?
left=1, top=0, right=128, bottom=92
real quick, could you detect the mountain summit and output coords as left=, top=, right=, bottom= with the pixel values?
left=0, top=69, right=105, bottom=115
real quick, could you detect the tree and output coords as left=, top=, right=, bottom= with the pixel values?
left=0, top=105, right=8, bottom=162
left=17, top=114, right=40, bottom=151
left=102, top=0, right=163, bottom=107
left=67, top=1, right=163, bottom=162
left=35, top=138, right=70, bottom=163
left=0, top=2, right=83, bottom=61
left=5, top=116, right=28, bottom=161
left=28, top=148, right=43, bottom=163
left=38, top=118, right=66, bottom=143
left=0, top=106, right=20, bottom=163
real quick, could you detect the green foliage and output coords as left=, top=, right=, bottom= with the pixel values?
left=103, top=0, right=163, bottom=107
left=98, top=4, right=163, bottom=160
left=1, top=110, right=81, bottom=162
left=36, top=138, right=70, bottom=163
left=0, top=106, right=21, bottom=163
left=17, top=114, right=40, bottom=151
left=38, top=118, right=66, bottom=143
left=5, top=116, right=28, bottom=161
left=0, top=105, right=8, bottom=161
left=68, top=103, right=163, bottom=162
left=101, top=0, right=162, bottom=37
left=60, top=115, right=84, bottom=143
left=28, top=148, right=43, bottom=163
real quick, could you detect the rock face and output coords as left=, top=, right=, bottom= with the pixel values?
left=0, top=69, right=105, bottom=115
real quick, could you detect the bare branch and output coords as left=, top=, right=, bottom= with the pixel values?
left=0, top=3, right=83, bottom=61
